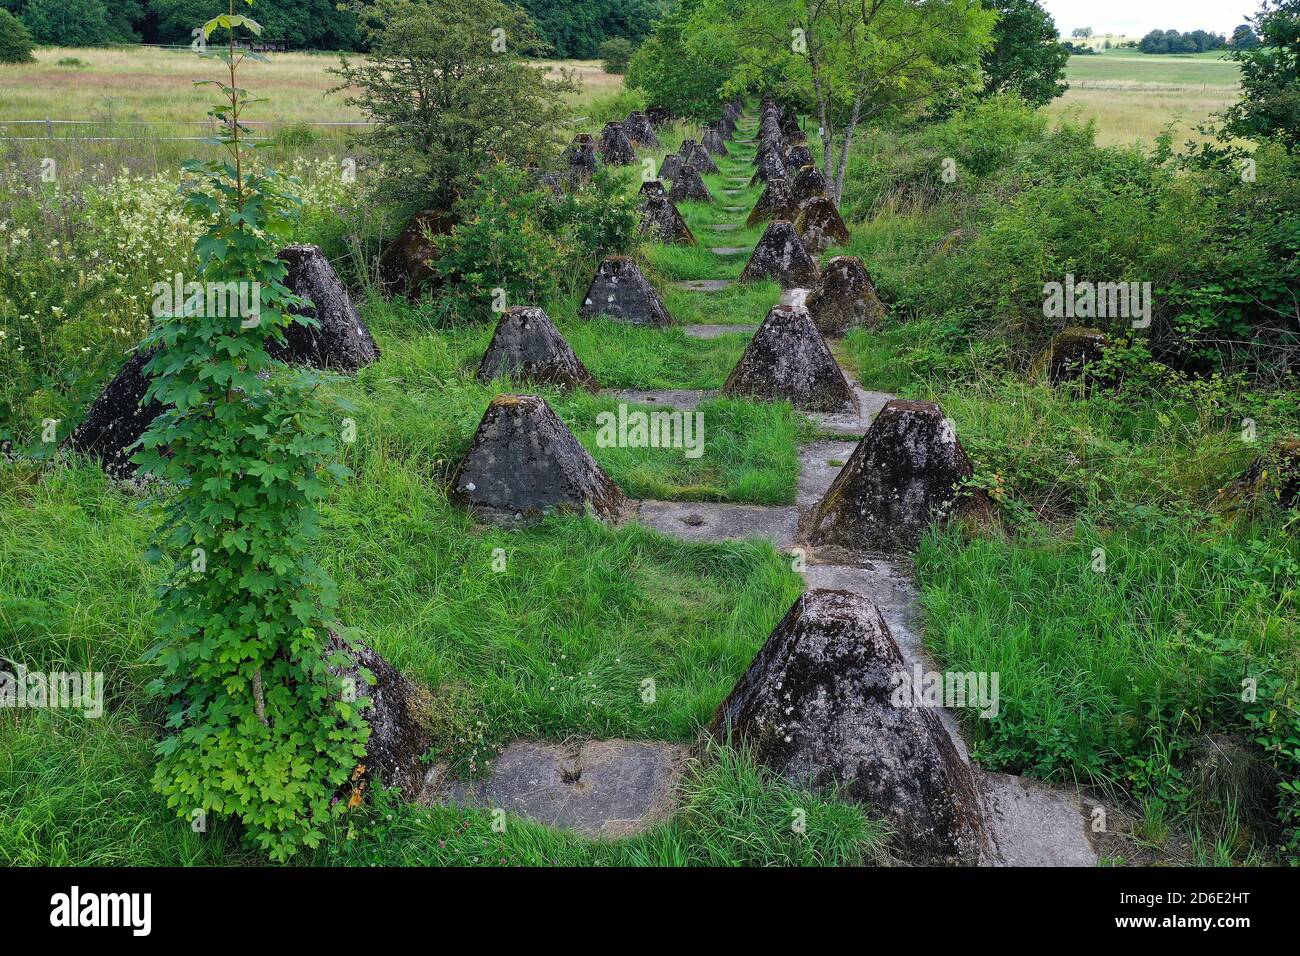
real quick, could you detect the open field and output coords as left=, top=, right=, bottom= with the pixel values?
left=0, top=46, right=622, bottom=127
left=1044, top=50, right=1241, bottom=147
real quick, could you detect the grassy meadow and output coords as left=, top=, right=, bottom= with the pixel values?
left=1046, top=49, right=1242, bottom=147
left=0, top=29, right=1296, bottom=870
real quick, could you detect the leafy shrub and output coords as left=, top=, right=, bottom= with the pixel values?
left=599, top=36, right=634, bottom=74
left=927, top=93, right=1048, bottom=178
left=333, top=0, right=573, bottom=212
left=0, top=9, right=34, bottom=64
left=137, top=6, right=367, bottom=861
left=428, top=163, right=639, bottom=325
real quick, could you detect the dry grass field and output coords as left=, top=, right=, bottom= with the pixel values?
left=0, top=46, right=623, bottom=130
left=1044, top=49, right=1242, bottom=147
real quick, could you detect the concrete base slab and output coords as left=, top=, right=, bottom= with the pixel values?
left=712, top=224, right=741, bottom=232
left=672, top=279, right=734, bottom=292
left=683, top=323, right=758, bottom=339
left=608, top=388, right=710, bottom=410
left=806, top=383, right=892, bottom=436
left=710, top=246, right=749, bottom=256
left=722, top=206, right=747, bottom=213
left=428, top=739, right=688, bottom=839
left=796, top=439, right=858, bottom=508
left=638, top=499, right=799, bottom=549
left=978, top=772, right=1098, bottom=867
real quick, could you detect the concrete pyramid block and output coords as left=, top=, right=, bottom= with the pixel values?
left=564, top=133, right=598, bottom=183
left=638, top=179, right=667, bottom=205
left=578, top=255, right=674, bottom=326
left=805, top=256, right=886, bottom=336
left=451, top=394, right=626, bottom=526
left=63, top=347, right=164, bottom=479
left=789, top=165, right=829, bottom=207
left=639, top=195, right=698, bottom=246
left=739, top=220, right=818, bottom=289
left=1029, top=327, right=1108, bottom=384
left=784, top=143, right=813, bottom=169
left=271, top=244, right=380, bottom=373
left=329, top=631, right=437, bottom=800
left=378, top=208, right=453, bottom=295
left=745, top=176, right=796, bottom=227
left=701, top=128, right=729, bottom=156
left=795, top=196, right=851, bottom=254
left=779, top=106, right=801, bottom=138
left=477, top=306, right=597, bottom=391
left=659, top=152, right=684, bottom=182
left=678, top=139, right=719, bottom=175
left=805, top=399, right=992, bottom=553
left=668, top=163, right=715, bottom=204
left=722, top=304, right=856, bottom=412
left=598, top=122, right=637, bottom=166
left=707, top=588, right=987, bottom=865
left=623, top=110, right=660, bottom=148
left=749, top=148, right=787, bottom=186
left=646, top=105, right=673, bottom=129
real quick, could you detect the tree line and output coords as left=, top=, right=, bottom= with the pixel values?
left=0, top=0, right=657, bottom=55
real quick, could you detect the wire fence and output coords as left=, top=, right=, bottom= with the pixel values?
left=0, top=118, right=376, bottom=143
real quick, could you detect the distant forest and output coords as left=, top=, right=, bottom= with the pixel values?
left=1, top=0, right=663, bottom=56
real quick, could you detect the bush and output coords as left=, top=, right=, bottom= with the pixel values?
left=428, top=164, right=568, bottom=324
left=333, top=0, right=573, bottom=213
left=599, top=36, right=634, bottom=74
left=427, top=163, right=640, bottom=325
left=0, top=9, right=34, bottom=64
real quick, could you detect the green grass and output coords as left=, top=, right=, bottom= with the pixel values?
left=0, top=713, right=885, bottom=866
left=0, top=111, right=882, bottom=865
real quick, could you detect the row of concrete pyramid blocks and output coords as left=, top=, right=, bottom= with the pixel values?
left=567, top=104, right=740, bottom=175
left=451, top=382, right=990, bottom=556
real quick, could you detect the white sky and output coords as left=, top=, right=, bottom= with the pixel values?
left=1040, top=0, right=1259, bottom=37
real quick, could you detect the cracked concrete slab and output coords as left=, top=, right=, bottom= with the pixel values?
left=978, top=772, right=1098, bottom=867
left=672, top=279, right=734, bottom=292
left=806, top=382, right=893, bottom=436
left=683, top=323, right=758, bottom=339
left=796, top=439, right=858, bottom=508
left=607, top=388, right=710, bottom=410
left=637, top=499, right=799, bottom=549
left=427, top=739, right=689, bottom=839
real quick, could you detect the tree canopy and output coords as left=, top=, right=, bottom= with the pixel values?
left=980, top=0, right=1068, bottom=107
left=1225, top=0, right=1300, bottom=151
left=10, top=0, right=654, bottom=53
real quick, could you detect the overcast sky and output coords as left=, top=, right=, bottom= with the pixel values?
left=1040, top=0, right=1259, bottom=37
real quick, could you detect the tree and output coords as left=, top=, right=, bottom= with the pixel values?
left=0, top=8, right=34, bottom=61
left=980, top=0, right=1068, bottom=107
left=626, top=0, right=734, bottom=117
left=1232, top=22, right=1261, bottom=48
left=599, top=35, right=633, bottom=73
left=332, top=0, right=573, bottom=213
left=150, top=0, right=359, bottom=48
left=1225, top=0, right=1300, bottom=151
left=1069, top=27, right=1092, bottom=38
left=518, top=0, right=654, bottom=58
left=717, top=0, right=996, bottom=202
left=21, top=0, right=116, bottom=45
left=139, top=0, right=367, bottom=862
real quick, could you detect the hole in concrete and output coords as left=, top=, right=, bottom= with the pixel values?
left=682, top=513, right=705, bottom=527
